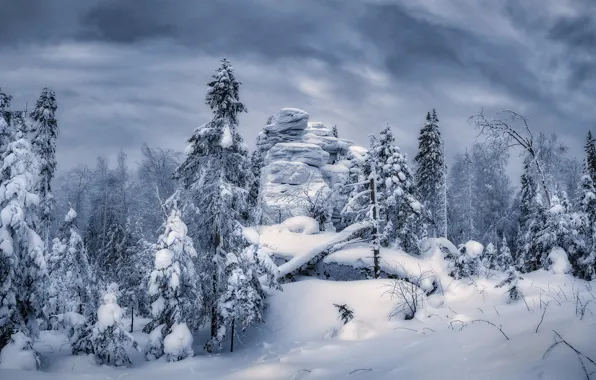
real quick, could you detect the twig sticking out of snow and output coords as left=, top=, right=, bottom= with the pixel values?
left=543, top=330, right=596, bottom=380
left=450, top=319, right=510, bottom=341
left=535, top=302, right=550, bottom=334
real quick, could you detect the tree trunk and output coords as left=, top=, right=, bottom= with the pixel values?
left=369, top=177, right=380, bottom=279
left=230, top=318, right=235, bottom=353
left=130, top=306, right=134, bottom=333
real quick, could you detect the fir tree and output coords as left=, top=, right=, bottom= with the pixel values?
left=415, top=109, right=447, bottom=238
left=496, top=267, right=523, bottom=303
left=212, top=244, right=279, bottom=352
left=446, top=243, right=481, bottom=279
left=585, top=131, right=596, bottom=182
left=333, top=304, right=354, bottom=325
left=77, top=283, right=139, bottom=366
left=368, top=125, right=427, bottom=253
left=332, top=125, right=339, bottom=138
left=30, top=88, right=58, bottom=248
left=47, top=208, right=95, bottom=319
left=174, top=58, right=254, bottom=352
left=447, top=151, right=475, bottom=244
left=516, top=159, right=545, bottom=273
left=481, top=242, right=497, bottom=270
left=496, top=235, right=514, bottom=271
left=0, top=133, right=48, bottom=353
left=0, top=88, right=13, bottom=156
left=577, top=174, right=596, bottom=279
left=143, top=208, right=201, bottom=362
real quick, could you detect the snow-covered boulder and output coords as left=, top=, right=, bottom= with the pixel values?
left=264, top=108, right=309, bottom=134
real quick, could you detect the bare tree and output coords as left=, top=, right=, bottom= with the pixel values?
left=470, top=109, right=551, bottom=205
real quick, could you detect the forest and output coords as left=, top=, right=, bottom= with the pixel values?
left=1, top=58, right=596, bottom=379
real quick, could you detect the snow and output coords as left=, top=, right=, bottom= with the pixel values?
left=548, top=247, right=571, bottom=274
left=64, top=208, right=77, bottom=222
left=0, top=332, right=39, bottom=371
left=163, top=323, right=194, bottom=360
left=281, top=216, right=319, bottom=235
left=462, top=240, right=484, bottom=258
left=97, top=292, right=123, bottom=331
left=155, top=249, right=174, bottom=270
left=220, top=124, right=233, bottom=148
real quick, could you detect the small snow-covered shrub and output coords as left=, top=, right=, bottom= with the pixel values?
left=0, top=332, right=40, bottom=370
left=163, top=323, right=194, bottom=361
left=145, top=324, right=165, bottom=361
left=384, top=278, right=425, bottom=320
left=333, top=303, right=354, bottom=325
left=496, top=267, right=524, bottom=303
left=446, top=241, right=482, bottom=279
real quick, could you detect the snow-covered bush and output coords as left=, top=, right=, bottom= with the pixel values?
left=0, top=332, right=40, bottom=370
left=548, top=247, right=572, bottom=274
left=446, top=241, right=482, bottom=279
left=163, top=323, right=194, bottom=361
left=384, top=279, right=425, bottom=320
left=71, top=283, right=139, bottom=367
left=496, top=267, right=524, bottom=303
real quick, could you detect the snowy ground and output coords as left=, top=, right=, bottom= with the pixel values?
left=3, top=226, right=596, bottom=379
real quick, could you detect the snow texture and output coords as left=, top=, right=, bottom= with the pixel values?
left=548, top=247, right=571, bottom=274
left=281, top=216, right=320, bottom=235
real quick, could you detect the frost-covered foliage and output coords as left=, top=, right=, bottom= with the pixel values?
left=577, top=174, right=596, bottom=279
left=446, top=241, right=482, bottom=279
left=174, top=58, right=254, bottom=351
left=333, top=303, right=354, bottom=325
left=0, top=135, right=47, bottom=349
left=74, top=284, right=139, bottom=367
left=208, top=244, right=279, bottom=351
left=480, top=242, right=497, bottom=270
left=415, top=109, right=447, bottom=238
left=496, top=267, right=523, bottom=303
left=30, top=88, right=58, bottom=247
left=47, top=208, right=95, bottom=321
left=144, top=208, right=200, bottom=361
left=586, top=131, right=596, bottom=182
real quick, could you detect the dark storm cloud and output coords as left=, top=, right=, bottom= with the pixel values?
left=0, top=0, right=594, bottom=172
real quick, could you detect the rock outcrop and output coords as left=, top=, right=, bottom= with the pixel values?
left=257, top=108, right=365, bottom=227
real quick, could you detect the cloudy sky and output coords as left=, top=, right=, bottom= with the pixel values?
left=0, top=0, right=594, bottom=173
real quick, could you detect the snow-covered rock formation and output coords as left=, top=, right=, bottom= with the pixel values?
left=257, top=108, right=364, bottom=226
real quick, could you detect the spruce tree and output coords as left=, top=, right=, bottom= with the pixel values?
left=0, top=133, right=48, bottom=356
left=585, top=131, right=596, bottom=182
left=415, top=109, right=447, bottom=237
left=30, top=88, right=58, bottom=248
left=174, top=58, right=254, bottom=352
left=0, top=88, right=13, bottom=156
left=577, top=174, right=596, bottom=279
left=496, top=266, right=523, bottom=303
left=47, top=208, right=95, bottom=319
left=481, top=242, right=497, bottom=270
left=368, top=125, right=427, bottom=253
left=496, top=235, right=514, bottom=272
left=516, top=159, right=546, bottom=273
left=143, top=208, right=200, bottom=361
left=447, top=151, right=475, bottom=244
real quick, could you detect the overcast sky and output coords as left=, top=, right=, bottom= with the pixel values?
left=0, top=0, right=594, bottom=173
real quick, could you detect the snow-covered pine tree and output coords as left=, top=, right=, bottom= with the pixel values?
left=584, top=131, right=596, bottom=182
left=0, top=133, right=47, bottom=360
left=446, top=243, right=480, bottom=279
left=143, top=208, right=200, bottom=362
left=481, top=242, right=497, bottom=270
left=173, top=58, right=254, bottom=352
left=332, top=125, right=339, bottom=138
left=368, top=125, right=427, bottom=254
left=447, top=151, right=475, bottom=244
left=0, top=88, right=13, bottom=156
left=47, top=208, right=94, bottom=320
left=415, top=109, right=447, bottom=238
left=89, top=283, right=138, bottom=366
left=577, top=174, right=596, bottom=279
left=30, top=88, right=58, bottom=248
left=213, top=244, right=280, bottom=352
left=496, top=266, right=523, bottom=303
left=516, top=158, right=545, bottom=273
left=496, top=235, right=514, bottom=272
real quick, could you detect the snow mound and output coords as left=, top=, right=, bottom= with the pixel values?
left=336, top=319, right=377, bottom=341
left=282, top=216, right=320, bottom=235
left=548, top=247, right=571, bottom=274
left=0, top=332, right=39, bottom=371
left=461, top=240, right=484, bottom=258
left=97, top=291, right=123, bottom=331
left=155, top=248, right=174, bottom=269
left=164, top=323, right=194, bottom=361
